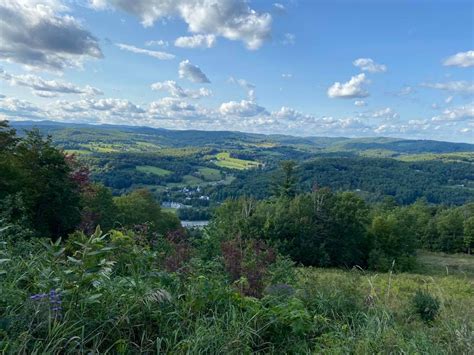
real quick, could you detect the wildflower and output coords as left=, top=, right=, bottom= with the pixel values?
left=29, top=289, right=63, bottom=319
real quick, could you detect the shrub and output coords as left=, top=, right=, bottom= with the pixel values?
left=221, top=236, right=276, bottom=297
left=412, top=290, right=440, bottom=323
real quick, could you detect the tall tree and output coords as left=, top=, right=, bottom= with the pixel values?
left=16, top=130, right=81, bottom=238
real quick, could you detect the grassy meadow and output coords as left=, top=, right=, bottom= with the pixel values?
left=136, top=165, right=172, bottom=176
left=213, top=152, right=260, bottom=170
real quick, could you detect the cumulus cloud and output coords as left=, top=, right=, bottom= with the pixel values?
left=0, top=96, right=41, bottom=113
left=443, top=50, right=474, bottom=68
left=328, top=73, right=369, bottom=99
left=271, top=106, right=317, bottom=122
left=0, top=0, right=102, bottom=71
left=151, top=80, right=211, bottom=99
left=353, top=58, right=387, bottom=73
left=219, top=99, right=266, bottom=117
left=59, top=98, right=145, bottom=114
left=90, top=0, right=272, bottom=50
left=0, top=68, right=102, bottom=98
left=116, top=43, right=175, bottom=60
left=148, top=97, right=200, bottom=118
left=354, top=100, right=367, bottom=107
left=432, top=104, right=474, bottom=122
left=370, top=107, right=399, bottom=120
left=175, top=34, right=216, bottom=48
left=178, top=60, right=210, bottom=83
left=421, top=81, right=474, bottom=94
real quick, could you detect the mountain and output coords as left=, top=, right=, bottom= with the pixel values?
left=10, top=120, right=474, bottom=154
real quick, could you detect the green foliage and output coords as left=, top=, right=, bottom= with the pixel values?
left=368, top=210, right=418, bottom=271
left=0, top=127, right=81, bottom=238
left=434, top=208, right=466, bottom=253
left=210, top=190, right=372, bottom=268
left=79, top=183, right=117, bottom=233
left=1, top=225, right=473, bottom=353
left=275, top=160, right=297, bottom=198
left=412, top=290, right=441, bottom=323
left=114, top=188, right=180, bottom=234
left=464, top=216, right=474, bottom=254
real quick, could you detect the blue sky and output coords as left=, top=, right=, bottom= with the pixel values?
left=0, top=0, right=473, bottom=142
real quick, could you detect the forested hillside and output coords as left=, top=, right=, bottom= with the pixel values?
left=1, top=121, right=473, bottom=353
left=10, top=121, right=474, bottom=208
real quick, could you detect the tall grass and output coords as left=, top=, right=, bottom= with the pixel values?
left=1, top=229, right=473, bottom=353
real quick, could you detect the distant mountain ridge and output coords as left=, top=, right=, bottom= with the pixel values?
left=9, top=120, right=474, bottom=154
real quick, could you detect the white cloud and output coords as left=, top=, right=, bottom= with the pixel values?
left=421, top=81, right=474, bottom=94
left=219, top=99, right=266, bottom=117
left=91, top=0, right=272, bottom=50
left=116, top=43, right=175, bottom=60
left=432, top=104, right=474, bottom=122
left=151, top=80, right=211, bottom=99
left=282, top=33, right=295, bottom=45
left=273, top=3, right=286, bottom=12
left=353, top=58, right=387, bottom=73
left=0, top=68, right=102, bottom=97
left=354, top=100, right=367, bottom=107
left=396, top=86, right=415, bottom=96
left=0, top=96, right=41, bottom=113
left=272, top=106, right=303, bottom=120
left=228, top=77, right=256, bottom=100
left=328, top=73, right=369, bottom=99
left=443, top=50, right=474, bottom=68
left=179, top=60, right=210, bottom=83
left=175, top=34, right=216, bottom=48
left=281, top=73, right=293, bottom=79
left=445, top=96, right=454, bottom=104
left=59, top=98, right=145, bottom=114
left=148, top=97, right=201, bottom=119
left=145, top=39, right=169, bottom=47
left=0, top=0, right=102, bottom=71
left=370, top=107, right=399, bottom=120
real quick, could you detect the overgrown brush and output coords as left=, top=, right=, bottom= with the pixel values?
left=0, top=227, right=472, bottom=354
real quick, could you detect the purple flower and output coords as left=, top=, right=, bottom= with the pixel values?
left=28, top=289, right=63, bottom=319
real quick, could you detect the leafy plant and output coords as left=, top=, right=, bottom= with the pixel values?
left=412, top=290, right=441, bottom=323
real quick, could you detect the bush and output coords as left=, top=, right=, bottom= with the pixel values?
left=412, top=290, right=440, bottom=323
left=221, top=236, right=276, bottom=297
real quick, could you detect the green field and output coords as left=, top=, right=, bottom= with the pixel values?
left=213, top=152, right=260, bottom=170
left=64, top=149, right=92, bottom=155
left=136, top=165, right=172, bottom=176
left=415, top=251, right=474, bottom=276
left=197, top=167, right=222, bottom=181
left=182, top=174, right=204, bottom=185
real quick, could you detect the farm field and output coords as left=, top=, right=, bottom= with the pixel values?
left=136, top=165, right=172, bottom=176
left=197, top=167, right=222, bottom=181
left=213, top=152, right=260, bottom=170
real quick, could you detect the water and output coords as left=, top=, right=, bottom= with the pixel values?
left=181, top=220, right=209, bottom=228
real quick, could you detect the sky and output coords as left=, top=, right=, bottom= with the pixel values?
left=0, top=0, right=473, bottom=142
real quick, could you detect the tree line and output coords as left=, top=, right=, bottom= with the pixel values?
left=208, top=161, right=474, bottom=271
left=0, top=121, right=180, bottom=239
